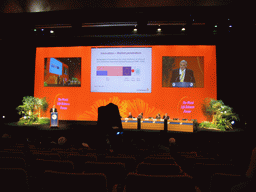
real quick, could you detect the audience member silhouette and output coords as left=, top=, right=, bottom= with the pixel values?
left=2, top=133, right=11, bottom=139
left=97, top=103, right=123, bottom=154
left=58, top=136, right=67, bottom=145
left=230, top=147, right=256, bottom=191
left=210, top=147, right=256, bottom=192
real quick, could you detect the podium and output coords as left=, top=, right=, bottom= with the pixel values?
left=50, top=112, right=59, bottom=127
left=172, top=82, right=194, bottom=88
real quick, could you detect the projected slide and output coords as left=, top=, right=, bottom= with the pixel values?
left=44, top=57, right=81, bottom=87
left=91, top=47, right=152, bottom=93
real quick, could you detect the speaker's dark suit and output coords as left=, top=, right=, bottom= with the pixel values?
left=171, top=69, right=196, bottom=83
left=50, top=108, right=57, bottom=112
left=163, top=115, right=170, bottom=120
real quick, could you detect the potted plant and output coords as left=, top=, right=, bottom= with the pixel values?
left=16, top=96, right=49, bottom=125
left=200, top=98, right=239, bottom=131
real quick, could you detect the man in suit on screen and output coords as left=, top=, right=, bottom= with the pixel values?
left=171, top=60, right=196, bottom=84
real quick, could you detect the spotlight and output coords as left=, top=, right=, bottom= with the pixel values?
left=133, top=25, right=137, bottom=32
left=2, top=116, right=5, bottom=119
left=34, top=29, right=37, bottom=31
left=41, top=29, right=44, bottom=31
left=157, top=25, right=161, bottom=32
left=231, top=120, right=235, bottom=125
left=50, top=30, right=54, bottom=33
left=229, top=25, right=232, bottom=28
left=181, top=27, right=185, bottom=31
left=214, top=25, right=217, bottom=28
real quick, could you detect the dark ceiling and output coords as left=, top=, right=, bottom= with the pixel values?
left=0, top=0, right=238, bottom=13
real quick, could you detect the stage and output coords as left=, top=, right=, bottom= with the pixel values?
left=1, top=120, right=245, bottom=148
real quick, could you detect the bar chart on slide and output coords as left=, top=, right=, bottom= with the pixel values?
left=91, top=47, right=152, bottom=93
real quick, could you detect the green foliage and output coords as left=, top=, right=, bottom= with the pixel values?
left=44, top=82, right=48, bottom=86
left=198, top=121, right=217, bottom=129
left=35, top=97, right=49, bottom=113
left=16, top=96, right=36, bottom=116
left=38, top=118, right=50, bottom=125
left=16, top=96, right=49, bottom=125
left=72, top=77, right=78, bottom=81
left=201, top=98, right=239, bottom=131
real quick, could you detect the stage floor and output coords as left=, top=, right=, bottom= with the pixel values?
left=3, top=120, right=244, bottom=132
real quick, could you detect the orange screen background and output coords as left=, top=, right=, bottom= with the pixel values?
left=34, top=45, right=216, bottom=122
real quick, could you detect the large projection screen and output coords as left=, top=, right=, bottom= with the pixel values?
left=34, top=45, right=216, bottom=122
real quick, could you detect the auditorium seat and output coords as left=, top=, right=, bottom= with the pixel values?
left=82, top=161, right=127, bottom=191
left=143, top=155, right=177, bottom=164
left=136, top=162, right=184, bottom=175
left=42, top=171, right=108, bottom=191
left=67, top=153, right=97, bottom=169
left=28, top=159, right=75, bottom=191
left=0, top=168, right=29, bottom=191
left=123, top=173, right=199, bottom=192
left=0, top=156, right=26, bottom=169
left=0, top=150, right=25, bottom=158
left=31, top=151, right=61, bottom=160
left=193, top=163, right=236, bottom=192
left=32, top=158, right=75, bottom=173
left=101, top=155, right=137, bottom=173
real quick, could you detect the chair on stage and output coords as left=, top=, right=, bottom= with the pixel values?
left=41, top=170, right=108, bottom=192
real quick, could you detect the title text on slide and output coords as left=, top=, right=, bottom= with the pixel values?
left=101, top=52, right=142, bottom=54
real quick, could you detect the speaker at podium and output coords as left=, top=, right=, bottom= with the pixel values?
left=50, top=105, right=59, bottom=128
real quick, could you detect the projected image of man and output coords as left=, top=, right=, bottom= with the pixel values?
left=171, top=60, right=195, bottom=83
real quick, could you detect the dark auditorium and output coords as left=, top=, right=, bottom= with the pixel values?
left=0, top=1, right=254, bottom=192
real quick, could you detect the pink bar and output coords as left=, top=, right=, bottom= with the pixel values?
left=97, top=66, right=123, bottom=76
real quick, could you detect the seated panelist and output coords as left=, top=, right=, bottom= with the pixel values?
left=163, top=113, right=170, bottom=120
left=137, top=113, right=143, bottom=119
left=155, top=113, right=161, bottom=119
left=128, top=112, right=133, bottom=118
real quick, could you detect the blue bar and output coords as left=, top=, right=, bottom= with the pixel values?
left=169, top=122, right=193, bottom=125
left=155, top=121, right=164, bottom=124
left=97, top=71, right=108, bottom=76
left=142, top=121, right=152, bottom=123
left=122, top=120, right=137, bottom=123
